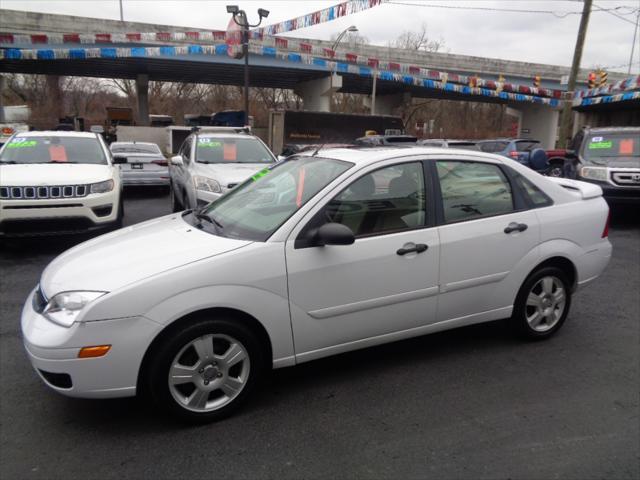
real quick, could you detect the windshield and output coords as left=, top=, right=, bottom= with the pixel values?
left=196, top=136, right=274, bottom=164
left=0, top=136, right=107, bottom=164
left=582, top=133, right=640, bottom=164
left=197, top=156, right=353, bottom=241
left=111, top=143, right=161, bottom=154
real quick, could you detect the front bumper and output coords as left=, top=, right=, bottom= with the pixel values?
left=21, top=288, right=162, bottom=398
left=0, top=189, right=120, bottom=236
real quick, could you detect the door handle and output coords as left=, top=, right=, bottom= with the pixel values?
left=504, top=222, right=528, bottom=234
left=397, top=243, right=428, bottom=256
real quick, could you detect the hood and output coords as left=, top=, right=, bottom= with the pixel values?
left=604, top=158, right=640, bottom=169
left=0, top=163, right=113, bottom=186
left=40, top=213, right=252, bottom=295
left=193, top=163, right=270, bottom=186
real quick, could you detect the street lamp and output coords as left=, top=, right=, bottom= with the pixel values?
left=329, top=26, right=358, bottom=112
left=331, top=25, right=358, bottom=51
left=226, top=5, right=269, bottom=126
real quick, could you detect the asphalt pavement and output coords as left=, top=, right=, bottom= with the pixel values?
left=0, top=188, right=638, bottom=480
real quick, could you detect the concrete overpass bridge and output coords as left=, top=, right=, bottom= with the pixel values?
left=0, top=9, right=631, bottom=147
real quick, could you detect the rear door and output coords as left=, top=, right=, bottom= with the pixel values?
left=433, top=158, right=540, bottom=323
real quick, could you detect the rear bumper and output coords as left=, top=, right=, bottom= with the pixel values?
left=576, top=240, right=613, bottom=289
left=122, top=171, right=169, bottom=186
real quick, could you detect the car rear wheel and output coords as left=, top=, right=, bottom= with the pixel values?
left=511, top=266, right=572, bottom=339
left=547, top=163, right=564, bottom=177
left=144, top=317, right=266, bottom=423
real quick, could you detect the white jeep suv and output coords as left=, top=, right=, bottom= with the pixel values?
left=169, top=129, right=276, bottom=211
left=0, top=131, right=123, bottom=236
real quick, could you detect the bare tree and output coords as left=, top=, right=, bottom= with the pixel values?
left=389, top=22, right=446, bottom=53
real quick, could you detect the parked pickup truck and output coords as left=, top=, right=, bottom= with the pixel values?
left=569, top=126, right=640, bottom=204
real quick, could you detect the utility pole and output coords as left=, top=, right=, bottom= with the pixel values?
left=558, top=0, right=592, bottom=148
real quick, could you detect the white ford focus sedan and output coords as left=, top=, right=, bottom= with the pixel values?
left=21, top=147, right=612, bottom=422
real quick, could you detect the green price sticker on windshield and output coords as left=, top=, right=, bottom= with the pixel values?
left=198, top=140, right=222, bottom=148
left=7, top=140, right=37, bottom=149
left=588, top=140, right=613, bottom=150
left=251, top=168, right=270, bottom=181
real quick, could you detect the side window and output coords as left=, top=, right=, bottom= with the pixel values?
left=437, top=161, right=514, bottom=223
left=325, top=162, right=426, bottom=237
left=511, top=170, right=553, bottom=208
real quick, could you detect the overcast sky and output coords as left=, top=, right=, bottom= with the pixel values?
left=1, top=0, right=639, bottom=74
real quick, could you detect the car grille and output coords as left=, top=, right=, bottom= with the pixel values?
left=0, top=185, right=89, bottom=200
left=611, top=171, right=640, bottom=187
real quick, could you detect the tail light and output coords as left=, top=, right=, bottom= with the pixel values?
left=508, top=151, right=519, bottom=159
left=152, top=160, right=168, bottom=167
left=602, top=209, right=610, bottom=238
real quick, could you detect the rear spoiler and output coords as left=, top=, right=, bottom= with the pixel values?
left=547, top=177, right=602, bottom=199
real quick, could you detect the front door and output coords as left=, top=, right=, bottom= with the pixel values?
left=285, top=161, right=440, bottom=362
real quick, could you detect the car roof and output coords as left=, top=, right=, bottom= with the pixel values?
left=195, top=132, right=257, bottom=139
left=303, top=146, right=504, bottom=165
left=111, top=141, right=158, bottom=146
left=585, top=126, right=640, bottom=133
left=14, top=131, right=98, bottom=138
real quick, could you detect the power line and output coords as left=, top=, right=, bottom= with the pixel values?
left=387, top=1, right=638, bottom=20
left=593, top=2, right=639, bottom=25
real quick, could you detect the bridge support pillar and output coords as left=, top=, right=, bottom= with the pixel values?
left=363, top=92, right=411, bottom=116
left=136, top=74, right=149, bottom=126
left=508, top=103, right=560, bottom=149
left=294, top=74, right=342, bottom=112
left=0, top=75, right=5, bottom=123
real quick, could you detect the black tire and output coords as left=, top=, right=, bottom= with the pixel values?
left=143, top=317, right=267, bottom=423
left=510, top=266, right=572, bottom=340
left=170, top=182, right=183, bottom=212
left=547, top=162, right=564, bottom=178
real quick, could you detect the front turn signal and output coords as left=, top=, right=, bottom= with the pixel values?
left=78, top=345, right=111, bottom=358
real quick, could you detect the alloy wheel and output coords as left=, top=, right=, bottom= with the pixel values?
left=168, top=334, right=251, bottom=412
left=525, top=276, right=566, bottom=332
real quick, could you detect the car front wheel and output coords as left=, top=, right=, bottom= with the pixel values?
left=144, top=317, right=266, bottom=423
left=511, top=266, right=572, bottom=339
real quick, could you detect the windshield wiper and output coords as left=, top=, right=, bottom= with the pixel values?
left=194, top=209, right=224, bottom=230
left=0, top=161, right=17, bottom=164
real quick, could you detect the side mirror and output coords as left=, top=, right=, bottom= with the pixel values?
left=112, top=155, right=127, bottom=165
left=170, top=155, right=184, bottom=166
left=314, top=223, right=355, bottom=246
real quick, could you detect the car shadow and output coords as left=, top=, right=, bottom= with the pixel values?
left=123, top=185, right=169, bottom=198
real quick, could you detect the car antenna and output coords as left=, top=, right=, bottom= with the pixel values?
left=311, top=144, right=325, bottom=157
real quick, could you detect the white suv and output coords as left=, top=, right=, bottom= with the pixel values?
left=169, top=129, right=276, bottom=211
left=0, top=131, right=123, bottom=236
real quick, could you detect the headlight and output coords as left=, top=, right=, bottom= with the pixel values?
left=193, top=175, right=222, bottom=193
left=43, top=291, right=107, bottom=327
left=579, top=166, right=608, bottom=182
left=91, top=179, right=114, bottom=194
